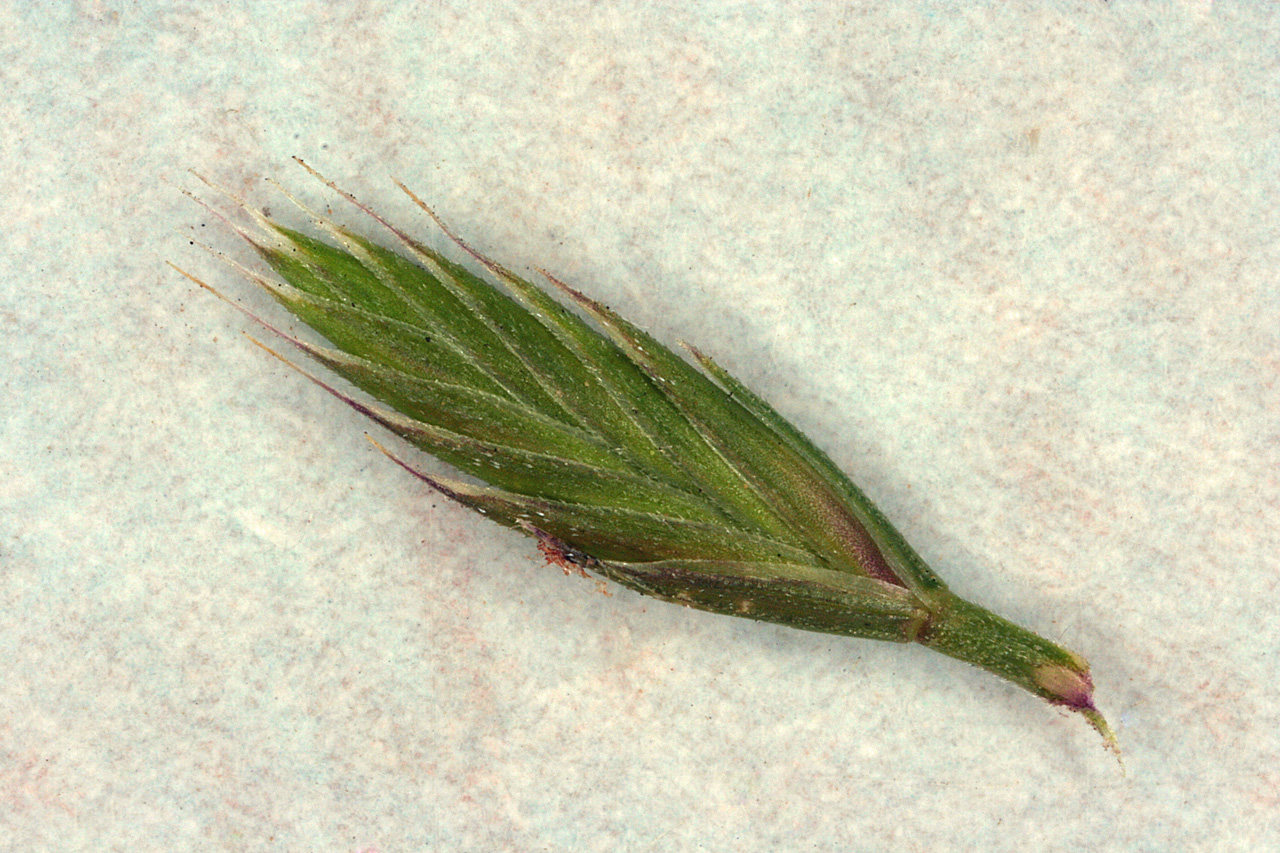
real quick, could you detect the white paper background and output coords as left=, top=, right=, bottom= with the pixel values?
left=3, top=1, right=1277, bottom=850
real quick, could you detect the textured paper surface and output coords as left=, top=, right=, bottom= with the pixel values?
left=3, top=2, right=1278, bottom=849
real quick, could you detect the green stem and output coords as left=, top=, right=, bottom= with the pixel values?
left=917, top=590, right=1118, bottom=752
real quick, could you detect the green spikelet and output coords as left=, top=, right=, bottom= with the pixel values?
left=176, top=161, right=1116, bottom=754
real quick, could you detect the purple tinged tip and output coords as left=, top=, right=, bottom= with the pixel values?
left=364, top=435, right=454, bottom=495
left=1034, top=662, right=1121, bottom=759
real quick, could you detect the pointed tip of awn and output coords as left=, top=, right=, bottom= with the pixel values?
left=363, top=434, right=470, bottom=503
left=168, top=262, right=228, bottom=302
left=680, top=341, right=707, bottom=364
left=292, top=158, right=456, bottom=272
left=245, top=334, right=375, bottom=414
left=392, top=180, right=520, bottom=280
left=245, top=336, right=427, bottom=441
left=364, top=435, right=523, bottom=523
left=171, top=262, right=267, bottom=335
left=679, top=342, right=725, bottom=385
left=391, top=178, right=442, bottom=225
left=537, top=267, right=597, bottom=311
left=187, top=168, right=236, bottom=198
left=291, top=157, right=363, bottom=218
left=182, top=170, right=295, bottom=255
left=177, top=186, right=260, bottom=246
left=181, top=230, right=280, bottom=288
left=364, top=433, right=432, bottom=483
left=263, top=173, right=356, bottom=248
left=288, top=158, right=371, bottom=228
left=291, top=159, right=528, bottom=296
left=171, top=260, right=312, bottom=350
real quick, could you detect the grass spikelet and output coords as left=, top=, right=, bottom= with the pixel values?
left=177, top=161, right=1117, bottom=756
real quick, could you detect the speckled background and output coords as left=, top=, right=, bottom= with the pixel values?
left=3, top=1, right=1278, bottom=850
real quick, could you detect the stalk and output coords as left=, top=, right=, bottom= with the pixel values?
left=915, top=591, right=1118, bottom=751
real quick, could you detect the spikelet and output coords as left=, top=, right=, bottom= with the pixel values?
left=175, top=161, right=1116, bottom=754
